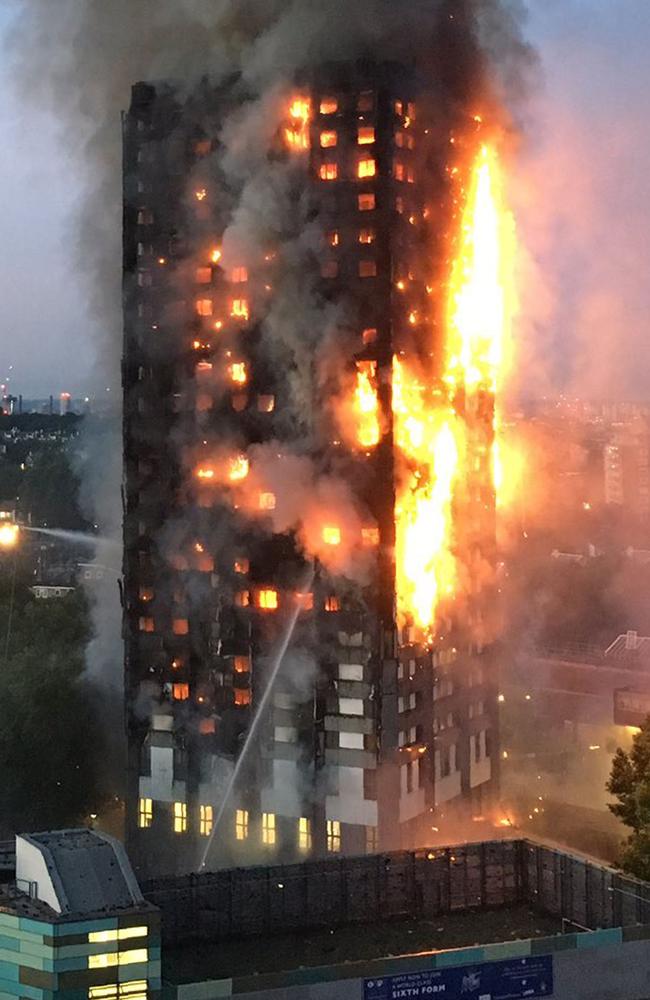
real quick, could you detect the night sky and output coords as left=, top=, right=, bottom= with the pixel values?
left=1, top=0, right=648, bottom=399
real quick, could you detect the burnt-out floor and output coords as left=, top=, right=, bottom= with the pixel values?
left=164, top=905, right=562, bottom=982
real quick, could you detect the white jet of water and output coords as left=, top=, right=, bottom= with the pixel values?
left=199, top=567, right=315, bottom=871
left=23, top=526, right=119, bottom=548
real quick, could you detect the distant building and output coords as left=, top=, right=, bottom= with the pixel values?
left=30, top=585, right=76, bottom=600
left=0, top=830, right=160, bottom=1000
left=604, top=423, right=650, bottom=524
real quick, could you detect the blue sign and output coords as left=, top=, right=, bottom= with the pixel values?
left=364, top=955, right=553, bottom=1000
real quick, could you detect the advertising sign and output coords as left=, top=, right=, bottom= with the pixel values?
left=364, top=955, right=553, bottom=1000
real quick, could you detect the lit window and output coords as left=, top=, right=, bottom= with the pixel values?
left=138, top=798, right=152, bottom=829
left=258, top=394, right=275, bottom=413
left=174, top=801, right=187, bottom=833
left=298, top=817, right=312, bottom=851
left=358, top=126, right=375, bottom=145
left=87, top=945, right=148, bottom=968
left=172, top=683, right=189, bottom=701
left=321, top=261, right=339, bottom=279
left=231, top=298, right=249, bottom=320
left=320, top=97, right=338, bottom=114
left=200, top=804, right=213, bottom=836
left=394, top=162, right=405, bottom=181
left=358, top=158, right=376, bottom=179
left=320, top=130, right=337, bottom=148
left=195, top=188, right=207, bottom=202
left=231, top=266, right=248, bottom=283
left=325, top=596, right=340, bottom=612
left=139, top=587, right=154, bottom=602
left=138, top=617, right=154, bottom=633
left=366, top=826, right=379, bottom=853
left=234, top=558, right=250, bottom=574
left=236, top=809, right=249, bottom=840
left=199, top=718, right=216, bottom=735
left=234, top=688, right=251, bottom=707
left=358, top=228, right=375, bottom=244
left=196, top=298, right=213, bottom=317
left=327, top=230, right=340, bottom=247
left=362, top=327, right=378, bottom=345
left=407, top=167, right=415, bottom=184
left=327, top=819, right=341, bottom=853
left=89, top=980, right=148, bottom=1000
left=362, top=527, right=380, bottom=546
left=407, top=102, right=416, bottom=119
left=195, top=139, right=211, bottom=157
left=118, top=950, right=148, bottom=966
left=172, top=619, right=189, bottom=636
left=298, top=592, right=314, bottom=610
left=234, top=655, right=250, bottom=674
left=235, top=590, right=251, bottom=608
left=359, top=260, right=377, bottom=278
left=88, top=954, right=118, bottom=969
left=394, top=100, right=403, bottom=115
left=257, top=589, right=279, bottom=611
left=358, top=193, right=375, bottom=211
left=395, top=196, right=404, bottom=214
left=319, top=163, right=338, bottom=181
left=259, top=492, right=277, bottom=511
left=262, top=812, right=276, bottom=846
left=195, top=267, right=212, bottom=284
left=395, top=131, right=404, bottom=148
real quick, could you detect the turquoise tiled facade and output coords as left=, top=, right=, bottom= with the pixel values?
left=0, top=908, right=161, bottom=1000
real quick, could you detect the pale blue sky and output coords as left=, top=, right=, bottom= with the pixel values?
left=0, top=1, right=648, bottom=398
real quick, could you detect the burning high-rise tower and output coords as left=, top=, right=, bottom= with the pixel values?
left=122, top=49, right=513, bottom=876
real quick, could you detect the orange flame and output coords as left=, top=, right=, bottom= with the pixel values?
left=354, top=361, right=380, bottom=449
left=393, top=141, right=514, bottom=640
left=393, top=358, right=461, bottom=635
left=322, top=525, right=341, bottom=546
left=228, top=455, right=250, bottom=482
left=285, top=97, right=311, bottom=152
left=228, top=362, right=248, bottom=385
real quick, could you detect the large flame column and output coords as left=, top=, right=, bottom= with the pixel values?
left=393, top=141, right=515, bottom=645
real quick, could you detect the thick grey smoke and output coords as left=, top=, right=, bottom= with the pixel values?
left=6, top=0, right=531, bottom=667
left=7, top=0, right=533, bottom=857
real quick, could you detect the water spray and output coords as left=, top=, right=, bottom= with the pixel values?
left=199, top=566, right=315, bottom=871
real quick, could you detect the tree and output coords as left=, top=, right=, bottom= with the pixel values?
left=607, top=719, right=650, bottom=879
left=0, top=583, right=112, bottom=835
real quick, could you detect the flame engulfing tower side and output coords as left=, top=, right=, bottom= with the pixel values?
left=122, top=55, right=511, bottom=875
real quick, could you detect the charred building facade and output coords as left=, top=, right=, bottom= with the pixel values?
left=123, top=61, right=500, bottom=877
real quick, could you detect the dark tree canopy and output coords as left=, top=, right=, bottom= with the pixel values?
left=0, top=581, right=110, bottom=835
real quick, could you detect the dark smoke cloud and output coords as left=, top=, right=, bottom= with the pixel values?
left=7, top=0, right=532, bottom=689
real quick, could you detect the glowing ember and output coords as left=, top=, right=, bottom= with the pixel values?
left=322, top=525, right=341, bottom=546
left=0, top=523, right=19, bottom=548
left=195, top=188, right=207, bottom=202
left=285, top=97, right=311, bottom=151
left=354, top=361, right=380, bottom=449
